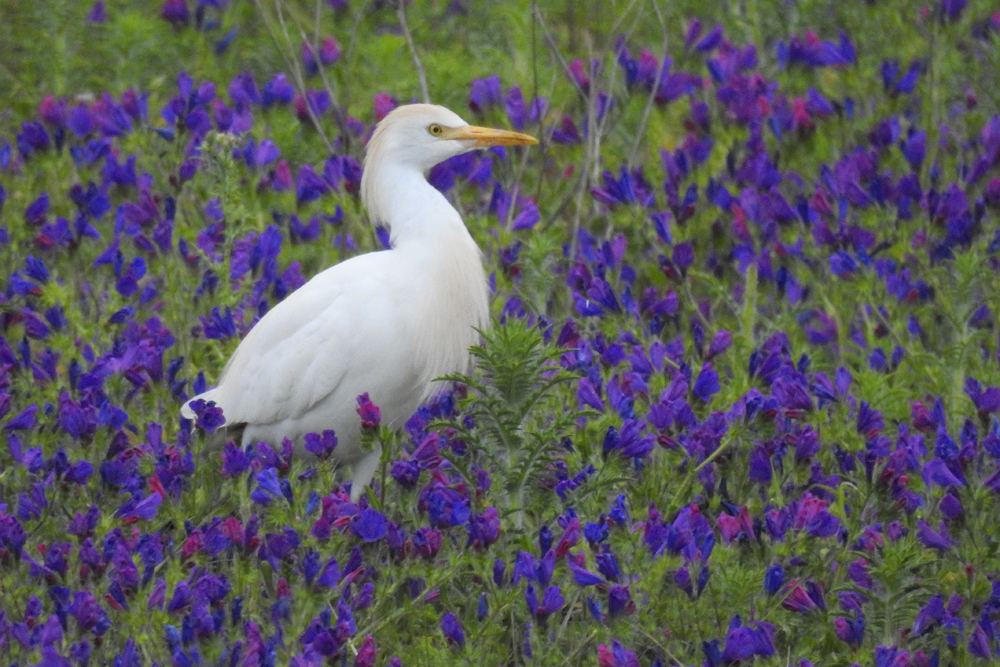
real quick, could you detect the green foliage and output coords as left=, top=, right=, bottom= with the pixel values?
left=440, top=320, right=582, bottom=523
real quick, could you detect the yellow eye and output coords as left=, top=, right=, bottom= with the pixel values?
left=428, top=123, right=444, bottom=136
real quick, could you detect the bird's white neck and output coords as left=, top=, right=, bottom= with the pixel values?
left=362, top=162, right=470, bottom=248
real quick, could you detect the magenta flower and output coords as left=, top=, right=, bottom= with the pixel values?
left=319, top=37, right=340, bottom=65
left=597, top=639, right=639, bottom=667
left=355, top=635, right=377, bottom=667
left=781, top=579, right=822, bottom=613
left=356, top=393, right=381, bottom=430
left=834, top=612, right=865, bottom=647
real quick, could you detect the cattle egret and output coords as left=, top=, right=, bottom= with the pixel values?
left=182, top=104, right=538, bottom=501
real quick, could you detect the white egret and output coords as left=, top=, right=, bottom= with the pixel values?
left=182, top=104, right=538, bottom=501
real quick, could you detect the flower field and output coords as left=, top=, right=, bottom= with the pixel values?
left=1, top=0, right=1000, bottom=664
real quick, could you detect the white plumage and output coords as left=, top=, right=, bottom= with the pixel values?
left=182, top=104, right=537, bottom=500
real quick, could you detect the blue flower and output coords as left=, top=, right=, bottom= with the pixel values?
left=764, top=563, right=784, bottom=594
left=693, top=363, right=720, bottom=401
left=351, top=508, right=388, bottom=542
left=568, top=560, right=603, bottom=587
left=916, top=520, right=951, bottom=550
left=695, top=24, right=723, bottom=51
left=468, top=75, right=502, bottom=114
left=440, top=613, right=465, bottom=648
left=922, top=458, right=965, bottom=487
left=304, top=430, right=338, bottom=459
left=262, top=74, right=295, bottom=106
left=6, top=404, right=38, bottom=431
left=117, top=492, right=162, bottom=522
left=256, top=468, right=283, bottom=498
left=296, top=164, right=329, bottom=204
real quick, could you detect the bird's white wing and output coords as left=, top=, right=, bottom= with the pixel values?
left=205, top=251, right=414, bottom=427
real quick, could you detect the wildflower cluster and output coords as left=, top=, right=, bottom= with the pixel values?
left=0, top=0, right=999, bottom=665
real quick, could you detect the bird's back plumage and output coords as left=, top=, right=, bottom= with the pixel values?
left=185, top=238, right=487, bottom=461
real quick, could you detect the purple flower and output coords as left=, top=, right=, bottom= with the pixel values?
left=229, top=72, right=261, bottom=106
left=65, top=460, right=94, bottom=485
left=319, top=37, right=340, bottom=65
left=469, top=75, right=502, bottom=113
left=304, top=430, right=338, bottom=459
left=6, top=404, right=38, bottom=431
left=467, top=507, right=501, bottom=548
left=413, top=526, right=442, bottom=558
left=718, top=506, right=755, bottom=542
left=969, top=620, right=991, bottom=657
left=721, top=621, right=757, bottom=661
left=857, top=401, right=884, bottom=439
left=87, top=1, right=106, bottom=22
left=666, top=567, right=689, bottom=600
left=568, top=560, right=603, bottom=587
left=161, top=0, right=189, bottom=25
left=222, top=441, right=251, bottom=475
left=695, top=24, right=723, bottom=51
left=577, top=377, right=604, bottom=411
left=944, top=0, right=970, bottom=18
left=296, top=164, right=329, bottom=204
left=595, top=550, right=620, bottom=581
left=25, top=192, right=50, bottom=225
left=782, top=579, right=822, bottom=613
left=505, top=86, right=527, bottom=130
left=351, top=508, right=388, bottom=542
left=148, top=578, right=166, bottom=610
left=792, top=493, right=840, bottom=538
left=764, top=563, right=784, bottom=594
left=693, top=363, right=720, bottom=401
left=18, top=121, right=50, bottom=157
left=916, top=520, right=951, bottom=550
left=117, top=492, right=162, bottom=522
left=373, top=92, right=398, bottom=121
left=608, top=584, right=631, bottom=616
left=705, top=330, right=732, bottom=359
left=355, top=635, right=377, bottom=667
left=492, top=558, right=506, bottom=586
left=940, top=492, right=964, bottom=519
left=966, top=377, right=1000, bottom=417
left=848, top=559, right=872, bottom=590
left=913, top=595, right=944, bottom=635
left=441, top=612, right=465, bottom=647
left=356, top=393, right=381, bottom=430
left=244, top=138, right=280, bottom=169
left=257, top=467, right=283, bottom=498
left=187, top=398, right=225, bottom=433
left=263, top=74, right=295, bottom=106
left=901, top=130, right=926, bottom=171
left=834, top=612, right=865, bottom=647
left=922, top=458, right=965, bottom=487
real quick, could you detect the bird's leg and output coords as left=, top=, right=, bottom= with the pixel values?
left=349, top=444, right=383, bottom=503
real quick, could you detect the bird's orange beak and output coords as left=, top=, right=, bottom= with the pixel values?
left=444, top=125, right=539, bottom=147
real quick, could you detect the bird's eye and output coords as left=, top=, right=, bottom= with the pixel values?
left=428, top=123, right=444, bottom=136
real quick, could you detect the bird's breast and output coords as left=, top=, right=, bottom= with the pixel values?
left=395, top=240, right=489, bottom=393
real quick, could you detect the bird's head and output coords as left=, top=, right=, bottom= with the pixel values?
left=364, top=104, right=538, bottom=174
